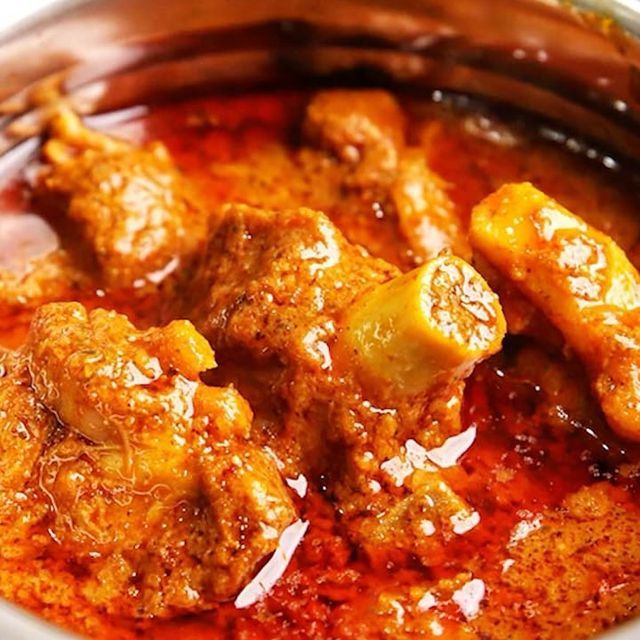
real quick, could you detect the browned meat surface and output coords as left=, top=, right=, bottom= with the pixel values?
left=471, top=182, right=640, bottom=441
left=391, top=149, right=472, bottom=262
left=188, top=203, right=504, bottom=565
left=303, top=89, right=406, bottom=189
left=0, top=349, right=54, bottom=496
left=302, top=90, right=470, bottom=263
left=188, top=204, right=397, bottom=368
left=40, top=110, right=209, bottom=291
left=0, top=302, right=296, bottom=618
left=475, top=484, right=640, bottom=639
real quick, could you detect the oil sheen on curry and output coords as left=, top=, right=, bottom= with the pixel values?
left=0, top=88, right=639, bottom=640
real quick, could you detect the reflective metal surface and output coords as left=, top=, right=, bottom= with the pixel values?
left=0, top=0, right=639, bottom=637
left=0, top=600, right=79, bottom=639
left=1, top=0, right=640, bottom=159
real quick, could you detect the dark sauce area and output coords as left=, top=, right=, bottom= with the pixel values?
left=1, top=88, right=640, bottom=639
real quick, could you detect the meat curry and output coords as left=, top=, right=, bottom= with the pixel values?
left=0, top=87, right=639, bottom=639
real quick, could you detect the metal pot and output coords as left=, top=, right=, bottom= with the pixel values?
left=0, top=0, right=638, bottom=637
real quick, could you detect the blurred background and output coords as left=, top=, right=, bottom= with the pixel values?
left=0, top=0, right=60, bottom=30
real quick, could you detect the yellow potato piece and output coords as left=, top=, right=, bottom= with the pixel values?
left=470, top=182, right=640, bottom=441
left=340, top=254, right=506, bottom=396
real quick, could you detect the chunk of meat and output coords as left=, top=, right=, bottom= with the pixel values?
left=22, top=302, right=296, bottom=616
left=40, top=110, right=208, bottom=290
left=0, top=350, right=54, bottom=495
left=27, top=303, right=216, bottom=449
left=303, top=91, right=470, bottom=265
left=474, top=484, right=640, bottom=639
left=334, top=572, right=479, bottom=639
left=351, top=467, right=478, bottom=566
left=470, top=182, right=640, bottom=441
left=303, top=90, right=406, bottom=189
left=390, top=150, right=472, bottom=262
left=188, top=204, right=398, bottom=370
left=188, top=205, right=504, bottom=565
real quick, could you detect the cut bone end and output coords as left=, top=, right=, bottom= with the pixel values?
left=340, top=255, right=506, bottom=396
